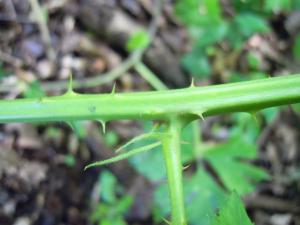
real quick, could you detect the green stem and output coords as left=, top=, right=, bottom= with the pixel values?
left=162, top=116, right=187, bottom=225
left=135, top=62, right=168, bottom=91
left=0, top=75, right=299, bottom=123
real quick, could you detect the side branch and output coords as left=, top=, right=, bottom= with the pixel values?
left=162, top=116, right=187, bottom=225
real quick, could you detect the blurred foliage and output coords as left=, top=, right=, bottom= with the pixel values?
left=203, top=137, right=269, bottom=195
left=128, top=117, right=268, bottom=224
left=174, top=0, right=300, bottom=79
left=293, top=34, right=300, bottom=61
left=0, top=61, right=9, bottom=80
left=88, top=0, right=298, bottom=224
left=103, top=131, right=119, bottom=148
left=126, top=30, right=150, bottom=52
left=64, top=154, right=76, bottom=167
left=211, top=192, right=254, bottom=225
left=91, top=170, right=133, bottom=225
left=23, top=80, right=45, bottom=99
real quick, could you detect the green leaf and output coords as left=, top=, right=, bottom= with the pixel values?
left=180, top=123, right=197, bottom=163
left=190, top=22, right=228, bottom=48
left=72, top=121, right=87, bottom=139
left=129, top=122, right=200, bottom=181
left=204, top=137, right=270, bottom=195
left=247, top=52, right=261, bottom=70
left=99, top=170, right=118, bottom=204
left=64, top=154, right=76, bottom=167
left=232, top=0, right=264, bottom=12
left=91, top=171, right=132, bottom=225
left=126, top=30, right=150, bottom=52
left=293, top=0, right=300, bottom=9
left=234, top=13, right=269, bottom=38
left=261, top=107, right=279, bottom=124
left=0, top=61, right=9, bottom=80
left=211, top=192, right=254, bottom=225
left=103, top=131, right=119, bottom=147
left=292, top=103, right=300, bottom=114
left=154, top=168, right=227, bottom=225
left=175, top=0, right=221, bottom=26
left=231, top=112, right=261, bottom=142
left=181, top=50, right=211, bottom=78
left=264, top=0, right=292, bottom=12
left=293, top=34, right=300, bottom=61
left=23, top=81, right=45, bottom=99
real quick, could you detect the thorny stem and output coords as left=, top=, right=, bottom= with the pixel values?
left=0, top=76, right=300, bottom=225
left=162, top=116, right=187, bottom=225
left=0, top=75, right=299, bottom=123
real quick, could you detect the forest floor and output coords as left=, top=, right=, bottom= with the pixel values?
left=0, top=1, right=300, bottom=225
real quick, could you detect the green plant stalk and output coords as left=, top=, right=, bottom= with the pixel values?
left=1, top=75, right=300, bottom=225
left=0, top=75, right=299, bottom=123
left=135, top=62, right=168, bottom=91
left=162, top=117, right=187, bottom=225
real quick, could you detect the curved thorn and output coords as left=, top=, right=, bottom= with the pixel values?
left=193, top=112, right=205, bottom=121
left=249, top=111, right=258, bottom=124
left=98, top=120, right=106, bottom=133
left=68, top=73, right=73, bottom=92
left=183, top=164, right=191, bottom=171
left=111, top=82, right=116, bottom=95
left=162, top=218, right=171, bottom=225
left=65, top=73, right=77, bottom=96
left=190, top=78, right=195, bottom=88
left=66, top=121, right=75, bottom=131
left=199, top=113, right=205, bottom=121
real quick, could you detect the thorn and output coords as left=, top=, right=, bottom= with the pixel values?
left=183, top=164, right=191, bottom=171
left=65, top=73, right=76, bottom=96
left=199, top=113, right=205, bottom=121
left=194, top=112, right=205, bottom=121
left=190, top=78, right=195, bottom=88
left=162, top=218, right=171, bottom=225
left=192, top=111, right=205, bottom=122
left=250, top=111, right=259, bottom=124
left=111, top=82, right=116, bottom=95
left=66, top=121, right=75, bottom=131
left=68, top=73, right=73, bottom=92
left=98, top=120, right=106, bottom=133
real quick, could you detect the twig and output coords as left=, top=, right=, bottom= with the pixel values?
left=40, top=0, right=162, bottom=91
left=42, top=50, right=143, bottom=91
left=0, top=0, right=163, bottom=93
left=0, top=50, right=23, bottom=67
left=28, top=0, right=56, bottom=61
left=135, top=62, right=168, bottom=91
left=41, top=0, right=164, bottom=91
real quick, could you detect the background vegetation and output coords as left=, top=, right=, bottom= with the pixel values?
left=0, top=0, right=300, bottom=225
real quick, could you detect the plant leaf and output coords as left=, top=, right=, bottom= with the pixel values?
left=211, top=192, right=254, bottom=225
left=126, top=30, right=150, bottom=52
left=181, top=49, right=211, bottom=78
left=204, top=137, right=269, bottom=195
left=234, top=13, right=269, bottom=38
left=154, top=168, right=227, bottom=225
